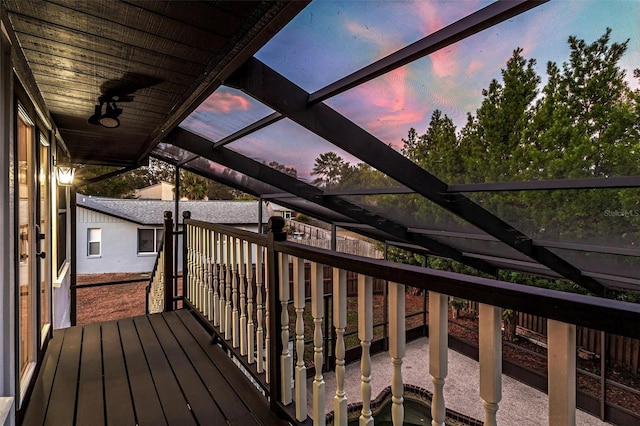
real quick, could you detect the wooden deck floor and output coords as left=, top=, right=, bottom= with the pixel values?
left=22, top=310, right=289, bottom=426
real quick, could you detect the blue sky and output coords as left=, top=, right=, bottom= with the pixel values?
left=181, top=0, right=640, bottom=182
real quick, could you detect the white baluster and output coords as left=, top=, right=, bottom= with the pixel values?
left=212, top=231, right=220, bottom=326
left=225, top=235, right=232, bottom=340
left=196, top=227, right=203, bottom=310
left=246, top=241, right=255, bottom=364
left=280, top=253, right=292, bottom=405
left=206, top=229, right=213, bottom=321
left=429, top=292, right=448, bottom=426
left=232, top=237, right=240, bottom=347
left=311, top=262, right=325, bottom=426
left=548, top=320, right=576, bottom=426
left=264, top=246, right=270, bottom=383
left=239, top=238, right=247, bottom=355
left=479, top=304, right=502, bottom=426
left=389, top=282, right=405, bottom=426
left=186, top=225, right=193, bottom=303
left=256, top=245, right=265, bottom=374
left=219, top=233, right=227, bottom=332
left=333, top=268, right=348, bottom=426
left=293, top=257, right=307, bottom=421
left=358, top=275, right=373, bottom=426
left=202, top=228, right=211, bottom=319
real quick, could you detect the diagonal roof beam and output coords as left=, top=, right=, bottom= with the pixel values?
left=228, top=58, right=605, bottom=295
left=213, top=112, right=283, bottom=149
left=171, top=127, right=497, bottom=275
left=308, top=0, right=548, bottom=104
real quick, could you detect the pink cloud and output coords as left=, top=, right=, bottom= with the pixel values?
left=413, top=2, right=446, bottom=35
left=467, top=59, right=484, bottom=76
left=198, top=91, right=251, bottom=114
left=430, top=48, right=459, bottom=78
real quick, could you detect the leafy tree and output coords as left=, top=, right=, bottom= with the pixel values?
left=206, top=180, right=237, bottom=200
left=267, top=161, right=298, bottom=178
left=179, top=170, right=208, bottom=200
left=460, top=48, right=540, bottom=183
left=402, top=109, right=462, bottom=182
left=311, top=152, right=345, bottom=189
left=387, top=30, right=640, bottom=298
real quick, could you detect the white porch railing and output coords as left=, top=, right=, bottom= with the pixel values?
left=180, top=215, right=640, bottom=426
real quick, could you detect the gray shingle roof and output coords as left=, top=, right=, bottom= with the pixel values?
left=77, top=195, right=270, bottom=226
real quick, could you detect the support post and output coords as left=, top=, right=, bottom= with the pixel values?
left=163, top=211, right=174, bottom=312
left=333, top=268, right=348, bottom=425
left=429, top=291, right=447, bottom=426
left=311, top=261, right=326, bottom=426
left=548, top=320, right=576, bottom=426
left=293, top=256, right=307, bottom=421
left=479, top=304, right=502, bottom=426
left=358, top=274, right=373, bottom=426
left=267, top=216, right=287, bottom=413
left=389, top=282, right=405, bottom=426
left=70, top=187, right=77, bottom=325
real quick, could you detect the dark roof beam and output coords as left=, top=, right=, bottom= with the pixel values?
left=230, top=58, right=605, bottom=296
left=308, top=0, right=548, bottom=104
left=171, top=128, right=497, bottom=275
left=213, top=112, right=283, bottom=149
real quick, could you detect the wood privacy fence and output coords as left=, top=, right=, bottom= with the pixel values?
left=466, top=301, right=640, bottom=374
left=285, top=219, right=384, bottom=259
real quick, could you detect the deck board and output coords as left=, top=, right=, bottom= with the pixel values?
left=21, top=328, right=66, bottom=426
left=22, top=310, right=288, bottom=426
left=44, top=326, right=82, bottom=426
left=102, top=320, right=137, bottom=426
left=76, top=323, right=104, bottom=425
left=163, top=311, right=260, bottom=425
left=119, top=317, right=167, bottom=426
left=147, top=314, right=224, bottom=424
left=133, top=315, right=196, bottom=425
left=175, top=310, right=290, bottom=426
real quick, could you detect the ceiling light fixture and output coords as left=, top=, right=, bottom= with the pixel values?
left=88, top=97, right=123, bottom=128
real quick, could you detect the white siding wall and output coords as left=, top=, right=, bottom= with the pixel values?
left=77, top=208, right=161, bottom=274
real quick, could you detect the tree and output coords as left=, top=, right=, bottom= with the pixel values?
left=311, top=152, right=345, bottom=189
left=460, top=48, right=540, bottom=183
left=179, top=170, right=208, bottom=200
left=207, top=180, right=237, bottom=200
left=267, top=161, right=298, bottom=178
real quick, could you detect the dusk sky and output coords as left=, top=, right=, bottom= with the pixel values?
left=181, top=0, right=640, bottom=183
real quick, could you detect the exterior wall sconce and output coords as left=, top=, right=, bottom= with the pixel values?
left=56, top=165, right=76, bottom=186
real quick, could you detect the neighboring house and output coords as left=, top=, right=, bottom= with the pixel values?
left=269, top=202, right=295, bottom=219
left=77, top=196, right=271, bottom=274
left=134, top=181, right=176, bottom=200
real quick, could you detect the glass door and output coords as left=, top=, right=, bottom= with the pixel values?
left=38, top=133, right=51, bottom=346
left=17, top=107, right=36, bottom=404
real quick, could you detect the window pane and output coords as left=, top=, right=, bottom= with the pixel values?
left=155, top=229, right=164, bottom=252
left=138, top=229, right=155, bottom=253
left=88, top=241, right=100, bottom=256
left=87, top=228, right=101, bottom=256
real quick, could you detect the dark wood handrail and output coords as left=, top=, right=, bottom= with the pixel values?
left=272, top=239, right=640, bottom=339
left=184, top=219, right=640, bottom=339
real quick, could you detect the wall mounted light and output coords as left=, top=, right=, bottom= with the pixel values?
left=88, top=97, right=123, bottom=128
left=56, top=165, right=76, bottom=186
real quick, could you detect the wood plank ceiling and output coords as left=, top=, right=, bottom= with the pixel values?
left=2, top=0, right=307, bottom=166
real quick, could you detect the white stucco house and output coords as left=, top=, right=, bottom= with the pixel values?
left=77, top=196, right=271, bottom=274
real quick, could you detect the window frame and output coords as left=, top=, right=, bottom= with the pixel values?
left=137, top=228, right=163, bottom=255
left=87, top=227, right=101, bottom=257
